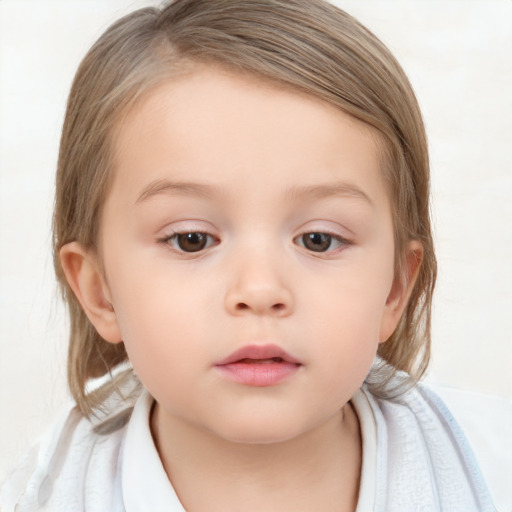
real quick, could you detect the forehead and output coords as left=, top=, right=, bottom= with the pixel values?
left=108, top=65, right=388, bottom=210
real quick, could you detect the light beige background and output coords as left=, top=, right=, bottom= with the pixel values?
left=1, top=0, right=511, bottom=478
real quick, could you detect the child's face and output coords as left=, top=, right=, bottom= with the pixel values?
left=72, top=66, right=417, bottom=443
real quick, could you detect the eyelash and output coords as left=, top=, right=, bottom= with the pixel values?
left=158, top=231, right=218, bottom=253
left=294, top=231, right=350, bottom=254
left=158, top=230, right=351, bottom=255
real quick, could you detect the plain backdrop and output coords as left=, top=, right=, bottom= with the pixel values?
left=1, top=0, right=511, bottom=479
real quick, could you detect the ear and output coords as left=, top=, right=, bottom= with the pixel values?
left=59, top=242, right=123, bottom=344
left=379, top=240, right=423, bottom=343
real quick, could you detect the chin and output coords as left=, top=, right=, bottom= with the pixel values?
left=210, top=413, right=315, bottom=446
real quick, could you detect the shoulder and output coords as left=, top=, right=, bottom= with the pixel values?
left=1, top=404, right=82, bottom=511
left=427, top=383, right=512, bottom=512
left=0, top=374, right=143, bottom=512
left=0, top=405, right=128, bottom=512
left=364, top=380, right=511, bottom=512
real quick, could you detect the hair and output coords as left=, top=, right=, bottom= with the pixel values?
left=53, top=0, right=437, bottom=417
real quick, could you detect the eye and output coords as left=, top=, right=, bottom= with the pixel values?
left=160, top=231, right=217, bottom=253
left=295, top=232, right=349, bottom=253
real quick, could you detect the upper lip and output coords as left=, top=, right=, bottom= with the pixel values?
left=215, top=344, right=302, bottom=365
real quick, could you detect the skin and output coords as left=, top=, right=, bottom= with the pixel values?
left=61, top=66, right=422, bottom=511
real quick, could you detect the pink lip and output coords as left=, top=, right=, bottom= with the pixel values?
left=215, top=344, right=302, bottom=387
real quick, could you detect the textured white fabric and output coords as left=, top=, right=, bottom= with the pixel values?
left=427, top=384, right=512, bottom=511
left=370, top=384, right=500, bottom=511
left=1, top=382, right=508, bottom=512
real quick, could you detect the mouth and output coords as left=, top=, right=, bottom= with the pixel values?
left=214, top=344, right=302, bottom=386
left=237, top=357, right=286, bottom=364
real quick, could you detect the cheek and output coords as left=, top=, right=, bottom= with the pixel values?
left=316, top=301, right=381, bottom=376
left=310, top=254, right=393, bottom=334
left=306, top=257, right=394, bottom=381
left=104, top=253, right=214, bottom=375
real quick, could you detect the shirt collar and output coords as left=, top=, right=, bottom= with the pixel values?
left=121, top=387, right=375, bottom=512
left=351, top=387, right=378, bottom=512
left=121, top=389, right=185, bottom=512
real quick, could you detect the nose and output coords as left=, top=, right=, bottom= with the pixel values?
left=224, top=253, right=294, bottom=318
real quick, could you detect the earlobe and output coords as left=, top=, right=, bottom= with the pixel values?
left=59, top=242, right=123, bottom=344
left=379, top=240, right=423, bottom=343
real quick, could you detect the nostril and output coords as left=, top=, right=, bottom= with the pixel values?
left=234, top=302, right=286, bottom=313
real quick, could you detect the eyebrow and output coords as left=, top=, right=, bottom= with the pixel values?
left=135, top=179, right=222, bottom=204
left=284, top=182, right=373, bottom=206
left=135, top=178, right=373, bottom=206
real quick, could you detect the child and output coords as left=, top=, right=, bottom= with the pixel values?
left=1, top=0, right=509, bottom=510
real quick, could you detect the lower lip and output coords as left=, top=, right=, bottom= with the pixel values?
left=215, top=361, right=301, bottom=386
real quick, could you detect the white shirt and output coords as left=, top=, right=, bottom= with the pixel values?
left=1, top=380, right=509, bottom=511
left=351, top=384, right=511, bottom=512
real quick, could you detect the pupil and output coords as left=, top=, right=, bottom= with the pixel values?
left=178, top=233, right=207, bottom=252
left=304, top=233, right=331, bottom=252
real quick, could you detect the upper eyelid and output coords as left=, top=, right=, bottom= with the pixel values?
left=294, top=231, right=350, bottom=248
left=303, top=229, right=347, bottom=238
left=163, top=230, right=218, bottom=242
left=159, top=222, right=218, bottom=238
left=297, top=222, right=354, bottom=239
left=294, top=228, right=351, bottom=242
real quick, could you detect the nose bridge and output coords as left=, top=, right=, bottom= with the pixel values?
left=224, top=236, right=294, bottom=317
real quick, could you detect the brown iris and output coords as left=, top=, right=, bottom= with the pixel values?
left=302, top=233, right=333, bottom=252
left=176, top=232, right=209, bottom=252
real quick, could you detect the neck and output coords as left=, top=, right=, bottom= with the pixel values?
left=151, top=402, right=362, bottom=512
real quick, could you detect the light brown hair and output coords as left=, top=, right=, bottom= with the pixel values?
left=53, top=0, right=436, bottom=417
